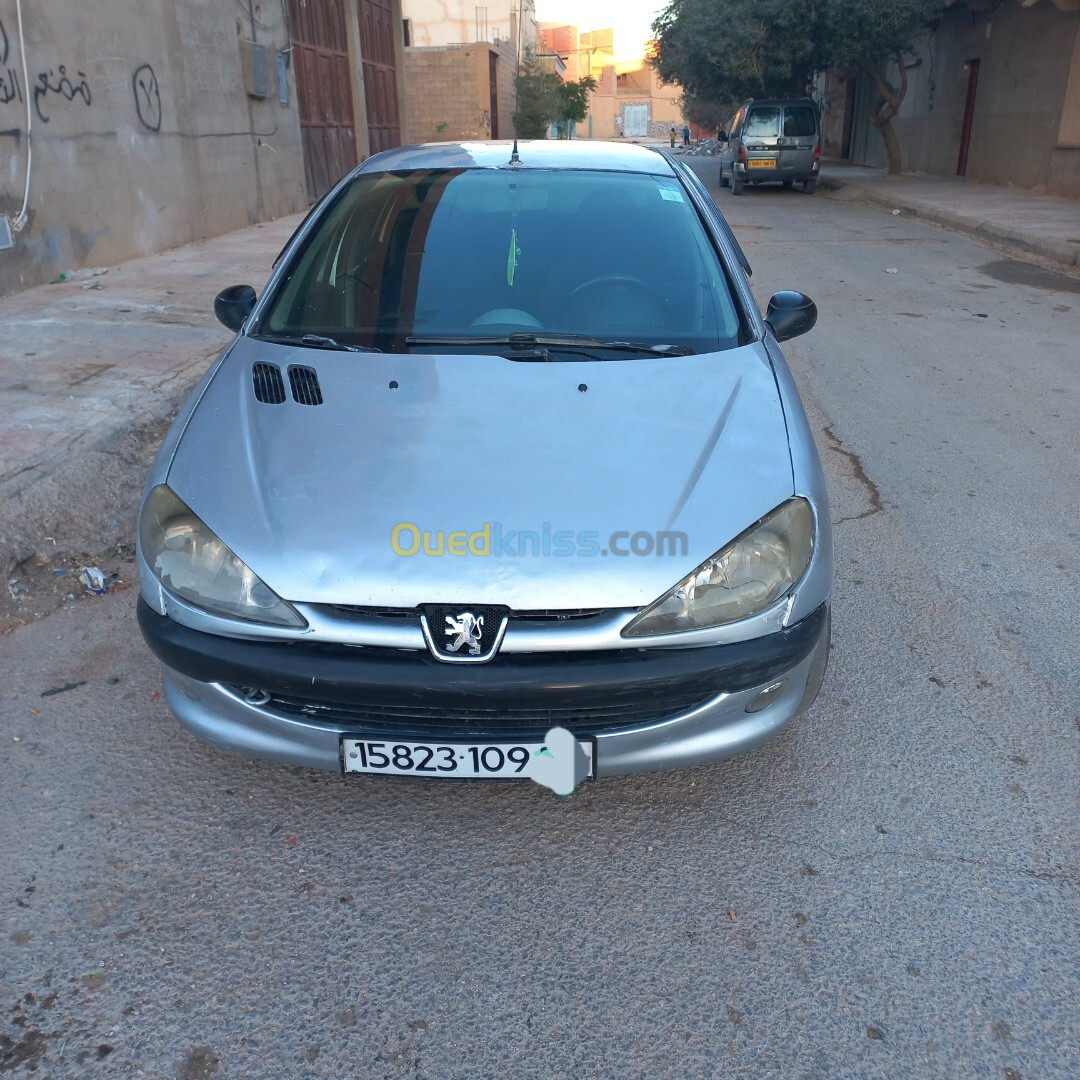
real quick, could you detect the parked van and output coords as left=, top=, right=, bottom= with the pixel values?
left=719, top=99, right=821, bottom=195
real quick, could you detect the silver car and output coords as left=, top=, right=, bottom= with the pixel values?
left=137, top=140, right=832, bottom=790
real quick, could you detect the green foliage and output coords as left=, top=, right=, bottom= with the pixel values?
left=515, top=53, right=561, bottom=139
left=681, top=92, right=734, bottom=135
left=552, top=75, right=598, bottom=138
left=650, top=0, right=946, bottom=172
left=826, top=0, right=944, bottom=68
left=514, top=51, right=598, bottom=139
left=651, top=0, right=828, bottom=104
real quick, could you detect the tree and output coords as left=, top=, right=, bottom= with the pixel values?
left=651, top=0, right=944, bottom=174
left=825, top=0, right=943, bottom=174
left=651, top=0, right=828, bottom=105
left=681, top=92, right=734, bottom=137
left=514, top=53, right=597, bottom=140
left=514, top=52, right=561, bottom=139
left=552, top=75, right=598, bottom=139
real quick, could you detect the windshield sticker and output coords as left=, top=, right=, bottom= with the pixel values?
left=507, top=228, right=520, bottom=286
left=658, top=186, right=685, bottom=203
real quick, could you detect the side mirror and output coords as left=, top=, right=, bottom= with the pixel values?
left=765, top=291, right=817, bottom=343
left=214, top=284, right=257, bottom=332
left=717, top=130, right=726, bottom=141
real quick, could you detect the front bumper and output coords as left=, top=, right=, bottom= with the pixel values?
left=139, top=599, right=830, bottom=777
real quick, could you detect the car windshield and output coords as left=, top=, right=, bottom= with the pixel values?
left=254, top=168, right=744, bottom=355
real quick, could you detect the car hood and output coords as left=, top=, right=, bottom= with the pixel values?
left=167, top=337, right=795, bottom=609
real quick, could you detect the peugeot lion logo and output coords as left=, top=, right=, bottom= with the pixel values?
left=444, top=611, right=484, bottom=656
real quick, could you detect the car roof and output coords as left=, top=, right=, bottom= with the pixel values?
left=357, top=140, right=678, bottom=176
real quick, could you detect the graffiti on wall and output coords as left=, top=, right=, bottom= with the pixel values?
left=33, top=66, right=92, bottom=122
left=0, top=18, right=165, bottom=135
left=1, top=16, right=23, bottom=106
left=132, top=63, right=160, bottom=132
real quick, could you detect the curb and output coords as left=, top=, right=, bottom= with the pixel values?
left=819, top=174, right=1080, bottom=271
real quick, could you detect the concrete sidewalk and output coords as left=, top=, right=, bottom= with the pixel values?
left=0, top=212, right=305, bottom=575
left=818, top=159, right=1080, bottom=270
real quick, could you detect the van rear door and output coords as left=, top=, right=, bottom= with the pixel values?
left=742, top=106, right=781, bottom=174
left=779, top=104, right=818, bottom=176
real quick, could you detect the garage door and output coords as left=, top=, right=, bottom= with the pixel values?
left=623, top=105, right=648, bottom=137
left=358, top=0, right=402, bottom=154
left=288, top=0, right=358, bottom=202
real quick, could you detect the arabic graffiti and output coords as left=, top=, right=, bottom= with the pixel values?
left=33, top=64, right=92, bottom=123
left=0, top=16, right=23, bottom=107
left=0, top=65, right=20, bottom=106
left=132, top=63, right=161, bottom=132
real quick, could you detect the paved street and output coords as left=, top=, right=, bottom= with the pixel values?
left=2, top=165, right=1077, bottom=1078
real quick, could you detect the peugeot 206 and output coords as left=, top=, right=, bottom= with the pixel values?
left=136, top=140, right=832, bottom=792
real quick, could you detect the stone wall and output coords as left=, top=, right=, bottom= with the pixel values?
left=0, top=0, right=308, bottom=296
left=404, top=40, right=516, bottom=142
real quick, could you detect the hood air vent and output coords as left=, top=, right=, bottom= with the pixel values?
left=252, top=362, right=286, bottom=404
left=289, top=365, right=323, bottom=406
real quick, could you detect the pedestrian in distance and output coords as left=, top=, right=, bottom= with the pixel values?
left=683, top=124, right=691, bottom=147
left=670, top=127, right=677, bottom=148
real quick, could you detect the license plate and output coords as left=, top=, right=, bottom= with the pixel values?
left=748, top=159, right=773, bottom=168
left=341, top=737, right=594, bottom=780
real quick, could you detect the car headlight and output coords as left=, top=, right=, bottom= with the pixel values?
left=139, top=485, right=305, bottom=627
left=622, top=498, right=813, bottom=637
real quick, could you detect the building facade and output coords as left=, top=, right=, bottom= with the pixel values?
left=538, top=24, right=685, bottom=140
left=820, top=0, right=1080, bottom=199
left=402, top=0, right=533, bottom=143
left=404, top=0, right=537, bottom=53
left=0, top=0, right=406, bottom=296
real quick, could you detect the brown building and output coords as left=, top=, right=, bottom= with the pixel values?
left=401, top=0, right=534, bottom=143
left=537, top=23, right=685, bottom=140
left=820, top=0, right=1080, bottom=199
left=404, top=39, right=517, bottom=141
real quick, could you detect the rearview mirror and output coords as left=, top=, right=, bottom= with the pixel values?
left=765, top=291, right=817, bottom=342
left=214, top=284, right=257, bottom=332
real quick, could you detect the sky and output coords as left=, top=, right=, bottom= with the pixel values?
left=534, top=0, right=666, bottom=63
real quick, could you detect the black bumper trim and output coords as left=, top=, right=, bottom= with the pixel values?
left=138, top=598, right=828, bottom=711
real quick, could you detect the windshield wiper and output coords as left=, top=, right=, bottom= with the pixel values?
left=255, top=332, right=381, bottom=353
left=405, top=332, right=694, bottom=357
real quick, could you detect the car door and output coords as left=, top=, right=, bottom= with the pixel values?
left=779, top=103, right=818, bottom=176
left=742, top=106, right=781, bottom=174
left=721, top=107, right=743, bottom=181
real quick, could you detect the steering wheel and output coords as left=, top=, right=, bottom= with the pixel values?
left=567, top=274, right=655, bottom=304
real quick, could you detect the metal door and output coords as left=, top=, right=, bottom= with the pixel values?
left=288, top=0, right=358, bottom=202
left=779, top=103, right=817, bottom=175
left=623, top=105, right=648, bottom=137
left=957, top=59, right=980, bottom=177
left=358, top=0, right=402, bottom=154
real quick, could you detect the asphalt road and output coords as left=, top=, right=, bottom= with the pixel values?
left=2, top=163, right=1077, bottom=1079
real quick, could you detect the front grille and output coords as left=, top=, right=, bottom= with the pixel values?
left=323, top=605, right=610, bottom=623
left=512, top=609, right=610, bottom=621
left=236, top=687, right=716, bottom=740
